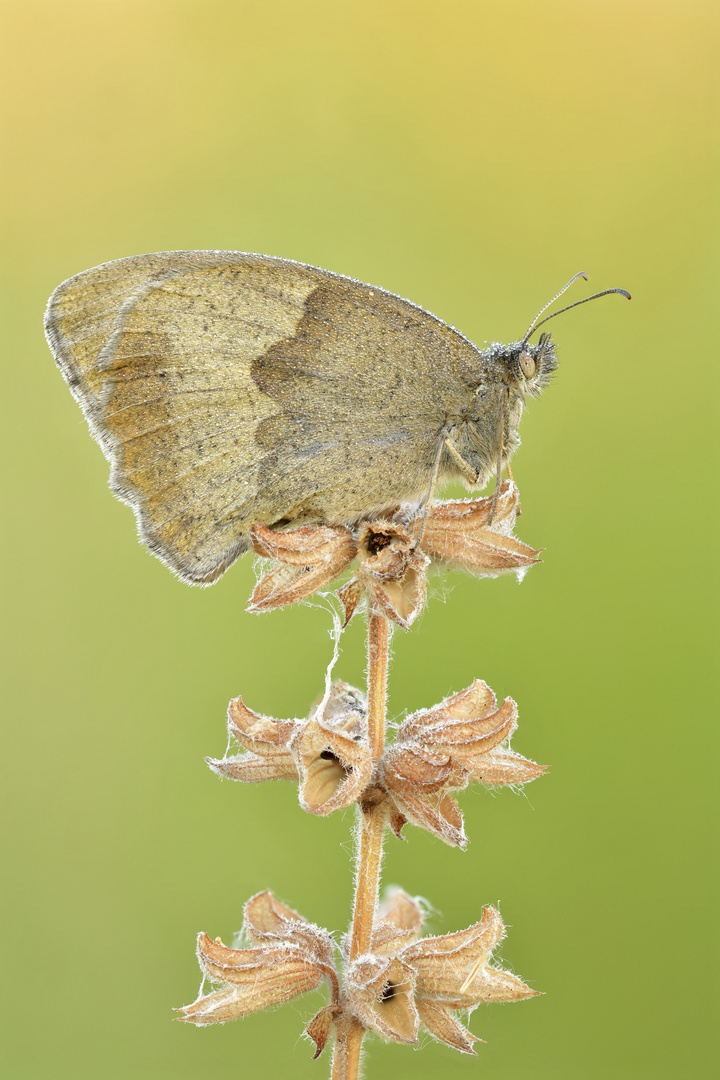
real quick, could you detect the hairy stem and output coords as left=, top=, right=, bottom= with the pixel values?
left=365, top=609, right=389, bottom=762
left=331, top=609, right=390, bottom=1080
left=331, top=1013, right=364, bottom=1080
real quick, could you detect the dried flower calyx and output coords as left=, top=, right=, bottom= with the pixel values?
left=247, top=481, right=541, bottom=626
left=341, top=889, right=538, bottom=1054
left=378, top=679, right=546, bottom=848
left=178, top=891, right=338, bottom=1026
left=338, top=518, right=429, bottom=629
left=207, top=681, right=373, bottom=816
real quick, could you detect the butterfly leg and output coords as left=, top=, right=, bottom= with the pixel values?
left=487, top=386, right=510, bottom=523
left=412, top=433, right=480, bottom=548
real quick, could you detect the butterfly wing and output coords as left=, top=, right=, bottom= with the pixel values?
left=46, top=251, right=478, bottom=583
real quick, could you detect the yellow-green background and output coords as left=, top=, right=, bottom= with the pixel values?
left=1, top=2, right=716, bottom=1077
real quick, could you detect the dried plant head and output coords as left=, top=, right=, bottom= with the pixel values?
left=207, top=674, right=544, bottom=846
left=245, top=482, right=540, bottom=625
left=338, top=901, right=539, bottom=1054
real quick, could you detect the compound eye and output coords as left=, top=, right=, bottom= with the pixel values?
left=518, top=351, right=536, bottom=379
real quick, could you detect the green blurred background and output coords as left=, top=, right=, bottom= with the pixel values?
left=1, top=2, right=717, bottom=1077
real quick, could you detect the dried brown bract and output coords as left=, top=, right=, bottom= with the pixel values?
left=305, top=1002, right=346, bottom=1058
left=178, top=891, right=338, bottom=1026
left=248, top=521, right=357, bottom=612
left=207, top=681, right=374, bottom=816
left=206, top=693, right=299, bottom=784
left=378, top=680, right=546, bottom=847
left=417, top=479, right=542, bottom=578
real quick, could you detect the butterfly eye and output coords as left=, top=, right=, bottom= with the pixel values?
left=518, top=351, right=536, bottom=379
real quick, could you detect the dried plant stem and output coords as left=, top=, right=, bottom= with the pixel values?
left=331, top=1015, right=364, bottom=1080
left=331, top=609, right=390, bottom=1080
left=365, top=610, right=389, bottom=761
left=349, top=800, right=387, bottom=959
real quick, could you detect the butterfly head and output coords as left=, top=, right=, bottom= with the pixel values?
left=483, top=332, right=558, bottom=399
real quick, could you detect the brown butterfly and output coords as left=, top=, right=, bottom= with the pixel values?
left=45, top=251, right=628, bottom=584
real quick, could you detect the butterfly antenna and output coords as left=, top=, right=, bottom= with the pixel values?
left=522, top=278, right=631, bottom=346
